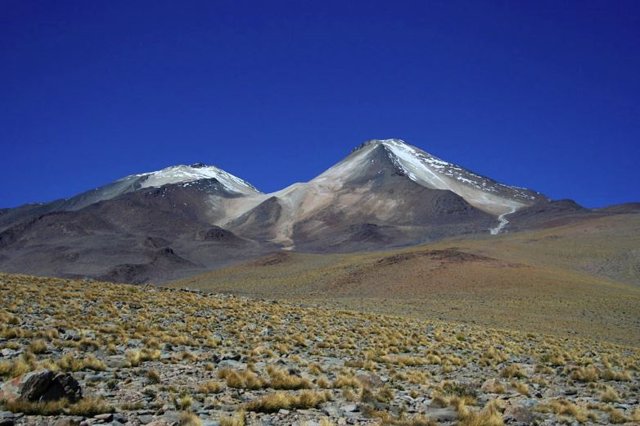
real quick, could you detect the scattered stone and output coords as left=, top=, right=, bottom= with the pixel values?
left=160, top=411, right=180, bottom=424
left=0, top=411, right=15, bottom=426
left=322, top=405, right=340, bottom=417
left=341, top=404, right=359, bottom=413
left=218, top=359, right=245, bottom=369
left=137, top=415, right=155, bottom=424
left=53, top=417, right=84, bottom=426
left=112, top=413, right=128, bottom=424
left=94, top=413, right=113, bottom=422
left=355, top=373, right=383, bottom=388
left=222, top=354, right=242, bottom=362
left=0, top=349, right=21, bottom=358
left=63, top=330, right=81, bottom=341
left=504, top=404, right=537, bottom=424
left=425, top=407, right=458, bottom=422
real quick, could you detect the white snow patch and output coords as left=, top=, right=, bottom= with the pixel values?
left=130, top=164, right=260, bottom=195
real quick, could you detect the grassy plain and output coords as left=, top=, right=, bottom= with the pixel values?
left=172, top=214, right=640, bottom=346
left=1, top=273, right=639, bottom=424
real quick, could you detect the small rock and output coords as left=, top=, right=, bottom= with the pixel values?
left=0, top=349, right=21, bottom=358
left=94, top=413, right=114, bottom=422
left=355, top=373, right=383, bottom=388
left=222, top=354, right=242, bottom=361
left=53, top=417, right=84, bottom=426
left=138, top=415, right=155, bottom=424
left=0, top=411, right=15, bottom=426
left=341, top=404, right=358, bottom=413
left=85, top=373, right=107, bottom=383
left=425, top=407, right=458, bottom=422
left=160, top=411, right=180, bottom=424
left=218, top=359, right=245, bottom=369
left=106, top=356, right=127, bottom=368
left=322, top=405, right=340, bottom=417
left=64, top=330, right=81, bottom=341
left=260, top=327, right=273, bottom=337
left=112, top=413, right=128, bottom=424
left=503, top=404, right=537, bottom=424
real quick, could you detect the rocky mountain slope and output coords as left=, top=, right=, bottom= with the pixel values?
left=0, top=139, right=627, bottom=283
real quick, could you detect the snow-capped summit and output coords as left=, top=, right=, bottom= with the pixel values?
left=317, top=139, right=545, bottom=217
left=53, top=163, right=261, bottom=212
left=133, top=164, right=260, bottom=195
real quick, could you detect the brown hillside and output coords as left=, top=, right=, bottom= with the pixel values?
left=171, top=214, right=640, bottom=346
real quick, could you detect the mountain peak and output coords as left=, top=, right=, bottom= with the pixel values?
left=354, top=139, right=454, bottom=170
left=324, top=139, right=546, bottom=216
left=133, top=164, right=261, bottom=195
left=353, top=138, right=408, bottom=152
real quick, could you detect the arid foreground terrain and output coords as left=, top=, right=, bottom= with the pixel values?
left=0, top=273, right=639, bottom=425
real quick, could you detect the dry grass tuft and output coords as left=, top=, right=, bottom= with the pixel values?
left=540, top=399, right=596, bottom=423
left=219, top=411, right=246, bottom=426
left=197, top=380, right=224, bottom=394
left=28, top=339, right=48, bottom=354
left=2, top=397, right=113, bottom=416
left=600, top=385, right=619, bottom=402
left=245, top=390, right=331, bottom=413
left=266, top=365, right=312, bottom=390
left=179, top=411, right=202, bottom=426
left=174, top=395, right=193, bottom=410
left=500, top=364, right=526, bottom=379
left=608, top=409, right=628, bottom=424
left=569, top=366, right=599, bottom=382
left=146, top=369, right=161, bottom=384
left=0, top=357, right=32, bottom=378
left=458, top=404, right=504, bottom=426
left=218, top=368, right=265, bottom=390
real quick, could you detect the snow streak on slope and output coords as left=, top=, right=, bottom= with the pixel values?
left=134, top=164, right=260, bottom=195
left=489, top=206, right=517, bottom=235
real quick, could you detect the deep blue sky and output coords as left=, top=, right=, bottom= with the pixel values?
left=1, top=1, right=639, bottom=208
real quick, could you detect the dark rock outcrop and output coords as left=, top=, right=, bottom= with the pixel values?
left=0, top=370, right=82, bottom=403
